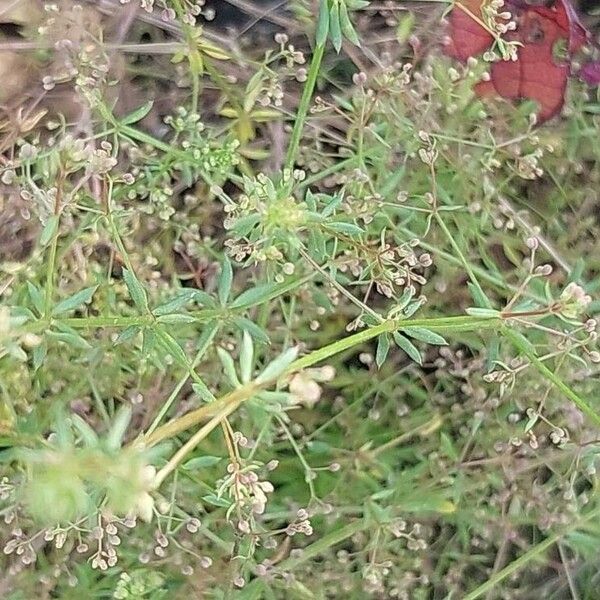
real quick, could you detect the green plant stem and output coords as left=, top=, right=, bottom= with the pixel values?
left=44, top=184, right=64, bottom=317
left=172, top=0, right=201, bottom=113
left=145, top=322, right=220, bottom=437
left=463, top=504, right=600, bottom=599
left=22, top=275, right=314, bottom=335
left=433, top=207, right=600, bottom=429
left=275, top=414, right=317, bottom=499
left=284, top=42, right=325, bottom=171
left=154, top=398, right=243, bottom=486
left=434, top=211, right=492, bottom=309
left=143, top=315, right=500, bottom=449
left=369, top=413, right=443, bottom=458
left=504, top=327, right=600, bottom=428
left=277, top=519, right=368, bottom=571
left=43, top=231, right=59, bottom=318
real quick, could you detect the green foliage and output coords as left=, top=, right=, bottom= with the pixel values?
left=1, top=1, right=600, bottom=598
left=20, top=408, right=156, bottom=525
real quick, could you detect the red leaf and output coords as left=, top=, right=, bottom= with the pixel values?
left=485, top=6, right=570, bottom=121
left=447, top=0, right=494, bottom=61
left=446, top=0, right=591, bottom=122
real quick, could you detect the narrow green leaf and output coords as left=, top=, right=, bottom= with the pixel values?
left=153, top=292, right=197, bottom=316
left=308, top=229, right=327, bottom=263
left=46, top=330, right=91, bottom=350
left=375, top=334, right=390, bottom=368
left=486, top=336, right=500, bottom=372
left=403, top=299, right=424, bottom=318
left=105, top=405, right=133, bottom=451
left=524, top=411, right=539, bottom=433
left=155, top=327, right=190, bottom=368
left=192, top=381, right=216, bottom=403
left=316, top=0, right=330, bottom=46
left=257, top=346, right=299, bottom=383
left=217, top=347, right=241, bottom=387
left=39, top=215, right=59, bottom=247
left=339, top=1, right=360, bottom=46
left=257, top=390, right=293, bottom=404
left=71, top=414, right=99, bottom=447
left=240, top=331, right=254, bottom=383
left=329, top=2, right=343, bottom=53
left=393, top=332, right=422, bottom=365
left=230, top=282, right=280, bottom=309
left=114, top=325, right=141, bottom=346
left=440, top=432, right=459, bottom=461
left=121, top=100, right=154, bottom=125
left=54, top=410, right=74, bottom=448
left=404, top=327, right=447, bottom=345
left=156, top=314, right=197, bottom=324
left=327, top=221, right=364, bottom=236
left=190, top=289, right=217, bottom=308
left=142, top=327, right=156, bottom=355
left=321, top=193, right=343, bottom=218
left=231, top=213, right=261, bottom=237
left=218, top=257, right=233, bottom=306
left=234, top=317, right=270, bottom=345
left=467, top=281, right=491, bottom=309
left=27, top=282, right=44, bottom=315
left=509, top=329, right=538, bottom=356
left=52, top=285, right=98, bottom=316
left=305, top=189, right=317, bottom=211
left=123, top=269, right=149, bottom=312
left=196, top=321, right=220, bottom=352
left=202, top=494, right=232, bottom=508
left=32, top=342, right=47, bottom=372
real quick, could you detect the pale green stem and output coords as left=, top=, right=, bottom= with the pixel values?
left=284, top=42, right=325, bottom=171
left=463, top=505, right=600, bottom=599
left=144, top=315, right=500, bottom=449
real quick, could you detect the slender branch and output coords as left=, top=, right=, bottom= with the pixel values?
left=143, top=315, right=500, bottom=449
left=503, top=327, right=600, bottom=429
left=463, top=505, right=600, bottom=600
left=284, top=42, right=325, bottom=171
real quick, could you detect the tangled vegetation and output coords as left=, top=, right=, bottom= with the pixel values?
left=1, top=0, right=600, bottom=598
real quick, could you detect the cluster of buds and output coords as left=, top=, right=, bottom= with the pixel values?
left=285, top=508, right=314, bottom=537
left=219, top=462, right=274, bottom=519
left=481, top=0, right=519, bottom=62
left=558, top=282, right=592, bottom=319
left=515, top=148, right=544, bottom=180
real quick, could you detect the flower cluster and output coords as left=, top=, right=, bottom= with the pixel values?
left=559, top=282, right=592, bottom=319
left=285, top=508, right=314, bottom=537
left=217, top=461, right=275, bottom=523
left=481, top=0, right=519, bottom=62
left=224, top=170, right=308, bottom=266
